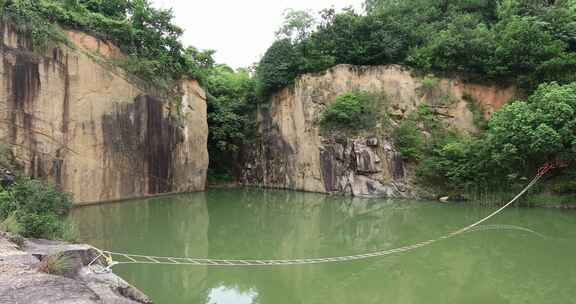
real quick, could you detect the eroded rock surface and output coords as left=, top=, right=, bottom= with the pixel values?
left=0, top=26, right=208, bottom=204
left=242, top=64, right=517, bottom=198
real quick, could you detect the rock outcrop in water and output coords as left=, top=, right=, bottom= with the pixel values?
left=242, top=64, right=517, bottom=198
left=0, top=25, right=209, bottom=203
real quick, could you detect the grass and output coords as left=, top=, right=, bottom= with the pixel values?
left=0, top=213, right=22, bottom=235
left=37, top=252, right=75, bottom=277
left=59, top=220, right=79, bottom=243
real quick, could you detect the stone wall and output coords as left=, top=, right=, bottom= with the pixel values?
left=0, top=26, right=208, bottom=203
left=242, top=64, right=517, bottom=198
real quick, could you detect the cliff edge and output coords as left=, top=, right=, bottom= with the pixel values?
left=0, top=25, right=209, bottom=204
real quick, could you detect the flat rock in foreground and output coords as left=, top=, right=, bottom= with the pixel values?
left=0, top=233, right=152, bottom=304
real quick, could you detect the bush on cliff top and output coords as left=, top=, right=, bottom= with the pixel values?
left=1, top=0, right=215, bottom=87
left=320, top=91, right=379, bottom=132
left=257, top=0, right=576, bottom=97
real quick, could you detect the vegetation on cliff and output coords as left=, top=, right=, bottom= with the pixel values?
left=0, top=153, right=73, bottom=240
left=418, top=82, right=576, bottom=189
left=257, top=0, right=576, bottom=97
left=206, top=65, right=258, bottom=182
left=1, top=0, right=214, bottom=87
left=0, top=179, right=73, bottom=239
left=1, top=1, right=254, bottom=185
left=320, top=91, right=380, bottom=132
left=255, top=1, right=576, bottom=196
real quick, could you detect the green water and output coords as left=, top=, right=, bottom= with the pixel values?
left=72, top=188, right=576, bottom=304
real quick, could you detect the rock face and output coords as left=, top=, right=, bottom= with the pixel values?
left=0, top=26, right=208, bottom=203
left=0, top=233, right=152, bottom=304
left=242, top=64, right=517, bottom=198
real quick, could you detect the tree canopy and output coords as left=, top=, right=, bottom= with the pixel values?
left=257, top=0, right=576, bottom=97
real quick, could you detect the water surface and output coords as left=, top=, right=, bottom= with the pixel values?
left=72, top=188, right=576, bottom=304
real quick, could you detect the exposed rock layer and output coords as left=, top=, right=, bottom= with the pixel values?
left=242, top=64, right=517, bottom=198
left=0, top=26, right=208, bottom=203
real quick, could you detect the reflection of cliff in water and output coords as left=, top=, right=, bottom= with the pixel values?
left=71, top=193, right=209, bottom=303
left=72, top=189, right=576, bottom=304
left=201, top=190, right=439, bottom=304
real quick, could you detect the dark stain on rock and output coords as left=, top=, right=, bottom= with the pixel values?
left=6, top=53, right=41, bottom=177
left=391, top=151, right=405, bottom=181
left=102, top=95, right=183, bottom=195
left=258, top=106, right=295, bottom=188
left=320, top=141, right=351, bottom=193
left=12, top=53, right=40, bottom=109
left=61, top=54, right=70, bottom=137
left=144, top=95, right=181, bottom=194
left=54, top=53, right=70, bottom=188
left=320, top=147, right=336, bottom=192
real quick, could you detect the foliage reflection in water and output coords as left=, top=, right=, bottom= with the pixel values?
left=72, top=188, right=576, bottom=304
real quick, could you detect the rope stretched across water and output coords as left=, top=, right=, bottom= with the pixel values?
left=90, top=165, right=553, bottom=269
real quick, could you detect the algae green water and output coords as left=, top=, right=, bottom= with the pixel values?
left=72, top=188, right=576, bottom=304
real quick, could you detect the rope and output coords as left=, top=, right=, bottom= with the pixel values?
left=89, top=164, right=554, bottom=269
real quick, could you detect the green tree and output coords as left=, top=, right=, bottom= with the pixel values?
left=206, top=65, right=257, bottom=180
left=256, top=39, right=301, bottom=97
left=420, top=82, right=576, bottom=188
left=320, top=91, right=379, bottom=131
left=409, top=14, right=495, bottom=74
left=491, top=16, right=566, bottom=78
left=276, top=9, right=316, bottom=42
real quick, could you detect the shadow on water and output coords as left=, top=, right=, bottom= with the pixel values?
left=72, top=188, right=576, bottom=304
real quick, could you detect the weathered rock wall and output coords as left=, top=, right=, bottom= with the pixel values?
left=0, top=26, right=208, bottom=203
left=242, top=64, right=517, bottom=198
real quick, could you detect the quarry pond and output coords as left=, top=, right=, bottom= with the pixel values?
left=72, top=188, right=576, bottom=304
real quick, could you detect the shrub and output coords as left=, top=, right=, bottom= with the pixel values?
left=416, top=81, right=576, bottom=189
left=420, top=74, right=440, bottom=96
left=552, top=180, right=576, bottom=194
left=17, top=213, right=62, bottom=239
left=392, top=120, right=425, bottom=160
left=320, top=91, right=379, bottom=131
left=8, top=179, right=72, bottom=217
left=0, top=178, right=73, bottom=239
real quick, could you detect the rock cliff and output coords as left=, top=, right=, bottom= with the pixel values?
left=242, top=65, right=517, bottom=198
left=0, top=25, right=208, bottom=203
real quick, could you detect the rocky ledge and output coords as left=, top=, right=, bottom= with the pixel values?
left=0, top=233, right=152, bottom=304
